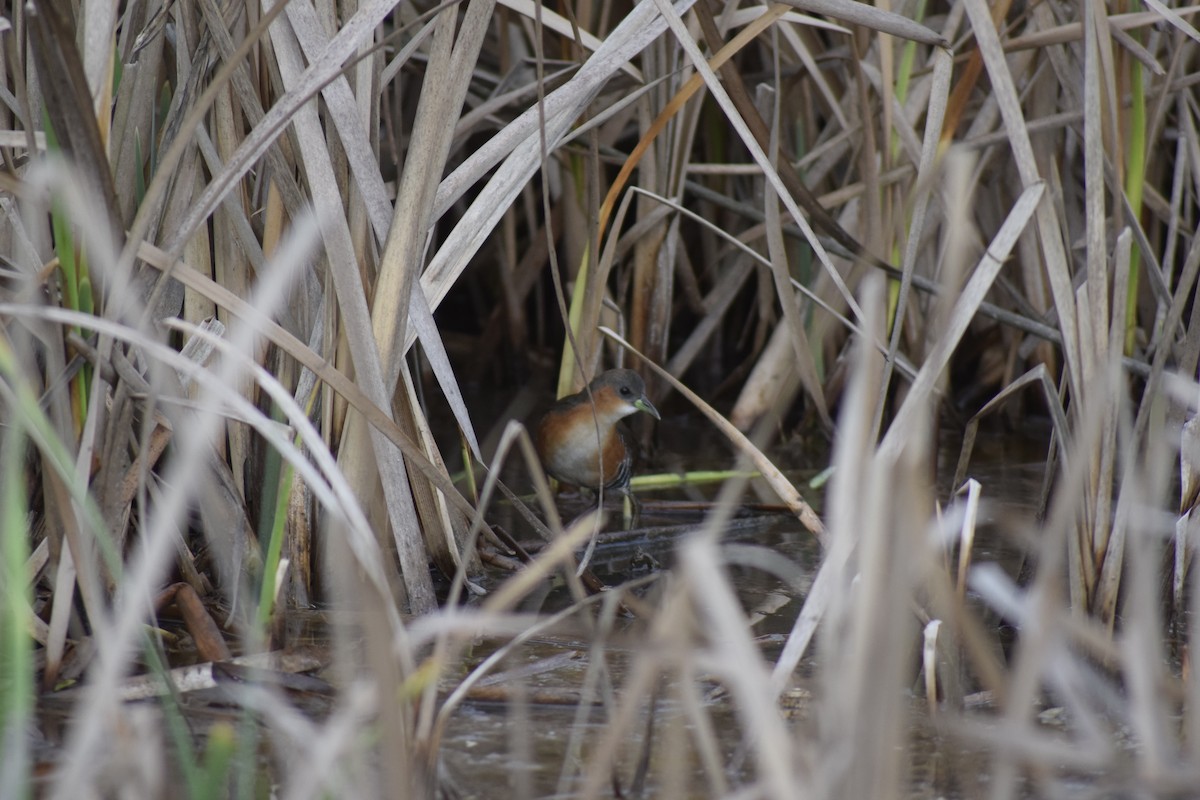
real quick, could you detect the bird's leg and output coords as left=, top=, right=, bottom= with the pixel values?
left=570, top=490, right=606, bottom=576
left=584, top=487, right=602, bottom=516
left=621, top=488, right=641, bottom=530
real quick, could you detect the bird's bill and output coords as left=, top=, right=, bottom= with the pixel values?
left=635, top=397, right=661, bottom=420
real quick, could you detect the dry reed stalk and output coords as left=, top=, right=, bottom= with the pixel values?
left=2, top=0, right=1199, bottom=793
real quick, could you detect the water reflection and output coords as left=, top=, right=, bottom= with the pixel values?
left=432, top=425, right=1052, bottom=798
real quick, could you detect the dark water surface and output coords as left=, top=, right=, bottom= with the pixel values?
left=30, top=423, right=1055, bottom=798
left=430, top=425, right=1055, bottom=798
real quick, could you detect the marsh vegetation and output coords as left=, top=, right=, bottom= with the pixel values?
left=1, top=0, right=1199, bottom=796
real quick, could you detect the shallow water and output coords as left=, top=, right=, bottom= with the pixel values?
left=402, top=422, right=1029, bottom=799
left=29, top=423, right=1057, bottom=798
left=426, top=424, right=1057, bottom=798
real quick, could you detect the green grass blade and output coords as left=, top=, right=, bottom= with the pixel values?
left=0, top=422, right=32, bottom=800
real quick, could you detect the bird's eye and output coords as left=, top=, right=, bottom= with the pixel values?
left=620, top=386, right=632, bottom=396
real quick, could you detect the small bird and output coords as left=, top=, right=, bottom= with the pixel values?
left=534, top=369, right=660, bottom=500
